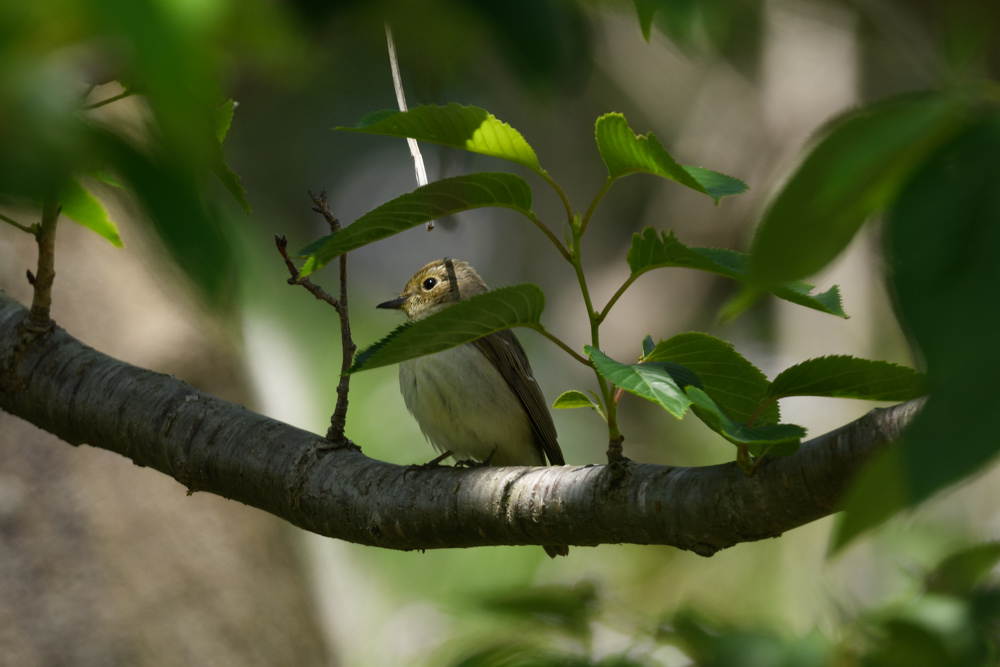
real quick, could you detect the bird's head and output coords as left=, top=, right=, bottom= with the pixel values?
left=377, top=258, right=489, bottom=321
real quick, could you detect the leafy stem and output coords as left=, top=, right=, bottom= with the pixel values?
left=523, top=210, right=571, bottom=261
left=531, top=326, right=591, bottom=366
left=0, top=212, right=38, bottom=235
left=538, top=169, right=574, bottom=226
left=597, top=274, right=638, bottom=323
left=579, top=176, right=614, bottom=237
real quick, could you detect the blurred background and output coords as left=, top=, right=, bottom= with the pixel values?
left=1, top=0, right=999, bottom=664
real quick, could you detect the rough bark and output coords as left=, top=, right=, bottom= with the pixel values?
left=0, top=289, right=921, bottom=556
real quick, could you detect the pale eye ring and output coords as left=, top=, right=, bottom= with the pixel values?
left=422, top=277, right=438, bottom=291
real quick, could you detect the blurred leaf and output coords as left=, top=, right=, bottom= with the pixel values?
left=641, top=334, right=656, bottom=357
left=628, top=228, right=847, bottom=317
left=685, top=387, right=803, bottom=457
left=58, top=178, right=123, bottom=247
left=633, top=0, right=657, bottom=41
left=862, top=618, right=955, bottom=667
left=834, top=113, right=1000, bottom=551
left=926, top=543, right=1000, bottom=596
left=750, top=93, right=967, bottom=285
left=297, top=173, right=532, bottom=276
left=767, top=356, right=927, bottom=402
left=645, top=332, right=777, bottom=425
left=212, top=160, right=250, bottom=215
left=352, top=285, right=544, bottom=372
left=450, top=641, right=590, bottom=667
left=595, top=113, right=746, bottom=203
left=214, top=99, right=236, bottom=144
left=585, top=346, right=698, bottom=419
left=480, top=583, right=597, bottom=640
left=339, top=103, right=542, bottom=173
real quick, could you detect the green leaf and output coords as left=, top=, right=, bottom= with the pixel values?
left=480, top=583, right=597, bottom=640
left=585, top=346, right=697, bottom=419
left=595, top=113, right=747, bottom=204
left=646, top=332, right=777, bottom=425
left=338, top=103, right=542, bottom=173
left=685, top=387, right=805, bottom=457
left=641, top=334, right=656, bottom=358
left=628, top=228, right=847, bottom=317
left=59, top=178, right=123, bottom=247
left=925, top=542, right=1000, bottom=596
left=633, top=0, right=656, bottom=41
left=767, top=356, right=927, bottom=402
left=213, top=99, right=235, bottom=144
left=553, top=390, right=606, bottom=421
left=212, top=160, right=250, bottom=215
left=750, top=93, right=968, bottom=285
left=351, top=284, right=545, bottom=373
left=833, top=114, right=1000, bottom=552
left=297, top=173, right=532, bottom=277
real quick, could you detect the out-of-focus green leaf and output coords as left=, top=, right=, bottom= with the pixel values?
left=926, top=543, right=1000, bottom=596
left=833, top=114, right=1000, bottom=551
left=58, top=178, right=123, bottom=247
left=450, top=641, right=590, bottom=667
left=338, top=103, right=542, bottom=173
left=214, top=99, right=236, bottom=144
left=646, top=332, right=777, bottom=425
left=585, top=346, right=698, bottom=419
left=480, top=583, right=597, bottom=640
left=686, top=387, right=803, bottom=457
left=212, top=160, right=250, bottom=215
left=750, top=93, right=967, bottom=285
left=628, top=228, right=847, bottom=317
left=767, top=356, right=927, bottom=402
left=595, top=113, right=747, bottom=203
left=297, top=173, right=533, bottom=277
left=352, top=285, right=544, bottom=373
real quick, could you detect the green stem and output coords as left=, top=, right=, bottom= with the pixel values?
left=532, top=326, right=590, bottom=366
left=0, top=212, right=37, bottom=235
left=597, top=274, right=638, bottom=323
left=538, top=170, right=574, bottom=226
left=80, top=90, right=135, bottom=111
left=578, top=176, right=614, bottom=237
left=522, top=210, right=571, bottom=262
left=745, top=398, right=776, bottom=428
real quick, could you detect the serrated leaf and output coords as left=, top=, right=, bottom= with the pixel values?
left=212, top=160, right=250, bottom=215
left=59, top=178, right=123, bottom=247
left=686, top=387, right=804, bottom=457
left=585, top=346, right=697, bottom=418
left=553, top=391, right=593, bottom=409
left=641, top=335, right=655, bottom=358
left=646, top=332, right=778, bottom=425
left=351, top=284, right=544, bottom=373
left=213, top=99, right=235, bottom=144
left=628, top=228, right=847, bottom=317
left=595, top=113, right=747, bottom=204
left=297, top=173, right=532, bottom=277
left=338, top=103, right=542, bottom=173
left=750, top=93, right=967, bottom=285
left=768, top=356, right=927, bottom=402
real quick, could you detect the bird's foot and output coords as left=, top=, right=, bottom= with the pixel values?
left=453, top=448, right=495, bottom=468
left=403, top=450, right=453, bottom=479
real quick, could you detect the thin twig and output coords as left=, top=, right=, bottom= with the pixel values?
left=307, top=189, right=356, bottom=441
left=274, top=235, right=339, bottom=307
left=0, top=212, right=37, bottom=234
left=80, top=90, right=135, bottom=111
left=26, top=192, right=60, bottom=332
left=531, top=326, right=590, bottom=366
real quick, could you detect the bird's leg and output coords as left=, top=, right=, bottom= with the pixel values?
left=454, top=447, right=496, bottom=468
left=403, top=450, right=453, bottom=479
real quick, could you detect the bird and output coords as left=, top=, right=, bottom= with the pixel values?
left=377, top=258, right=568, bottom=558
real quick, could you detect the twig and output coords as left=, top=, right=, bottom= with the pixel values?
left=0, top=212, right=37, bottom=234
left=274, top=190, right=357, bottom=443
left=80, top=90, right=135, bottom=111
left=26, top=192, right=60, bottom=332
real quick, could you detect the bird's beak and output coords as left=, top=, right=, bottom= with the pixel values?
left=376, top=295, right=408, bottom=310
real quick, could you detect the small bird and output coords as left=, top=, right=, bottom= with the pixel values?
left=377, top=258, right=568, bottom=558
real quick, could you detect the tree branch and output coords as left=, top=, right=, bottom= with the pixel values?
left=0, top=290, right=922, bottom=556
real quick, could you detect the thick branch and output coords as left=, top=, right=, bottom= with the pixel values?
left=0, top=290, right=921, bottom=556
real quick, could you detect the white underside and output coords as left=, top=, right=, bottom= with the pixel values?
left=399, top=344, right=543, bottom=466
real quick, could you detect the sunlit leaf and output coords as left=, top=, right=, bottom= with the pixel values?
left=297, top=173, right=532, bottom=277
left=628, top=228, right=846, bottom=317
left=58, top=178, right=123, bottom=247
left=338, top=103, right=542, bottom=173
left=767, top=356, right=927, bottom=402
left=585, top=346, right=697, bottom=419
left=647, top=332, right=777, bottom=425
left=595, top=113, right=747, bottom=203
left=750, top=93, right=967, bottom=285
left=686, top=387, right=804, bottom=457
left=351, top=285, right=545, bottom=373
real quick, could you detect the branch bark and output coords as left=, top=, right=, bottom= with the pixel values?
left=0, top=289, right=921, bottom=556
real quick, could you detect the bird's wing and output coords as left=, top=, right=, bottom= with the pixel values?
left=472, top=330, right=565, bottom=466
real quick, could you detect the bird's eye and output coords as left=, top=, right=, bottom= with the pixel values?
left=422, top=277, right=438, bottom=291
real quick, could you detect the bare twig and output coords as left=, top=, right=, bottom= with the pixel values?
left=0, top=212, right=37, bottom=234
left=26, top=192, right=61, bottom=332
left=274, top=190, right=356, bottom=444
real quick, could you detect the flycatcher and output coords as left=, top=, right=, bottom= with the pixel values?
left=377, top=258, right=568, bottom=558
